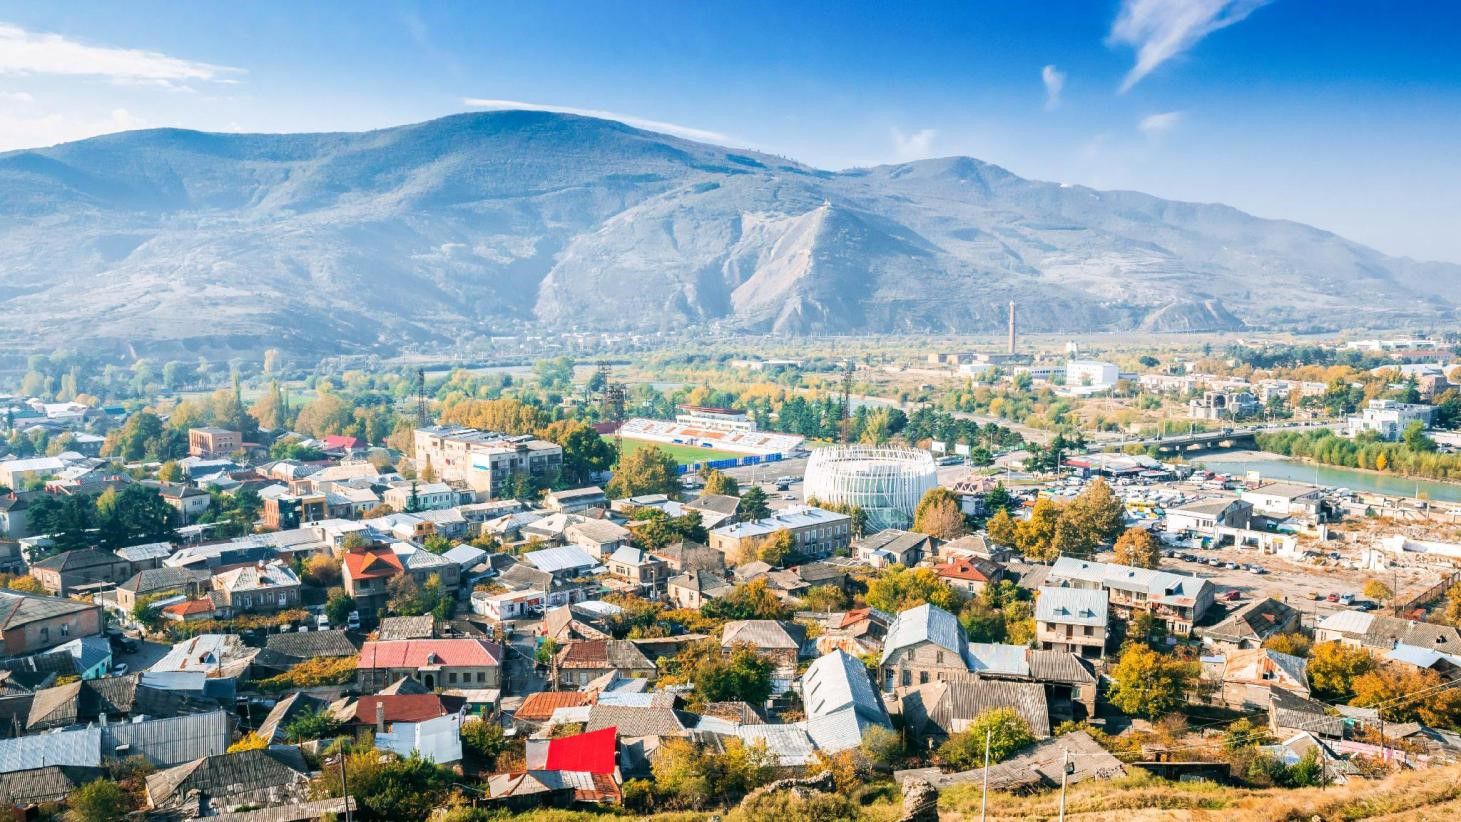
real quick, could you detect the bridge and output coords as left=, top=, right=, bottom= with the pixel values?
left=1096, top=429, right=1260, bottom=454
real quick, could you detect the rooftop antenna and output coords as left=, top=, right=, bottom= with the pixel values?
left=416, top=368, right=430, bottom=427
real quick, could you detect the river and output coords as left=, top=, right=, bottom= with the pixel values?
left=1193, top=451, right=1461, bottom=503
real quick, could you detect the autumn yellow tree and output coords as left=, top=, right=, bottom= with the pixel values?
left=1112, top=527, right=1161, bottom=569
left=912, top=491, right=966, bottom=541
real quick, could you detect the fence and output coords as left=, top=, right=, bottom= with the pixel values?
left=674, top=452, right=784, bottom=475
left=1394, top=570, right=1461, bottom=616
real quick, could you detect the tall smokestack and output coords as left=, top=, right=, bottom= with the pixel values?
left=1007, top=301, right=1017, bottom=355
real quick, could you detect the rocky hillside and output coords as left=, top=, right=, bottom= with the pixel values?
left=0, top=110, right=1454, bottom=357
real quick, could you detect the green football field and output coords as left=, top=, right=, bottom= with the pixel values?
left=618, top=436, right=745, bottom=465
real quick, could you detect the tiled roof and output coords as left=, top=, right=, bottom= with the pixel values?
left=376, top=615, right=436, bottom=641
left=1204, top=597, right=1299, bottom=644
left=31, top=548, right=124, bottom=572
left=358, top=638, right=501, bottom=669
left=145, top=747, right=310, bottom=810
left=585, top=704, right=687, bottom=737
left=343, top=549, right=403, bottom=580
left=516, top=691, right=596, bottom=722
left=339, top=694, right=461, bottom=724
left=934, top=557, right=1001, bottom=583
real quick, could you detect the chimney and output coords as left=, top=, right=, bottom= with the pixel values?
left=1007, top=301, right=1017, bottom=355
left=375, top=700, right=387, bottom=734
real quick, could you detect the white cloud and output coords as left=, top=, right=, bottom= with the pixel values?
left=1042, top=65, right=1066, bottom=111
left=1139, top=111, right=1182, bottom=136
left=0, top=90, right=34, bottom=104
left=461, top=98, right=731, bottom=144
left=0, top=22, right=241, bottom=86
left=1109, top=0, right=1269, bottom=92
left=891, top=127, right=938, bottom=162
left=0, top=106, right=146, bottom=150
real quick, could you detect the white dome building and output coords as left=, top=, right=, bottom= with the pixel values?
left=802, top=445, right=938, bottom=531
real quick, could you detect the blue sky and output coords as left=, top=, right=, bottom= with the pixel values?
left=1, top=1, right=1458, bottom=262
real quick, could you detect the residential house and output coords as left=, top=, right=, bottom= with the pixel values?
left=653, top=541, right=725, bottom=574
left=1314, top=610, right=1461, bottom=655
left=256, top=692, right=331, bottom=743
left=815, top=607, right=893, bottom=657
left=665, top=569, right=732, bottom=610
left=1346, top=399, right=1434, bottom=441
left=393, top=543, right=462, bottom=592
left=898, top=679, right=1051, bottom=750
left=800, top=649, right=892, bottom=753
left=934, top=557, right=1004, bottom=595
left=895, top=731, right=1125, bottom=794
left=1204, top=648, right=1310, bottom=709
left=1047, top=556, right=1214, bottom=637
left=0, top=765, right=108, bottom=811
left=878, top=603, right=976, bottom=691
left=708, top=505, right=852, bottom=563
left=513, top=691, right=596, bottom=732
left=938, top=533, right=1012, bottom=564
left=334, top=693, right=466, bottom=763
left=383, top=482, right=456, bottom=512
left=1201, top=598, right=1302, bottom=652
left=261, top=493, right=327, bottom=530
left=683, top=494, right=740, bottom=529
left=604, top=546, right=667, bottom=598
left=1163, top=497, right=1255, bottom=534
left=855, top=529, right=934, bottom=568
left=545, top=487, right=608, bottom=514
left=1035, top=587, right=1108, bottom=660
left=29, top=549, right=132, bottom=596
left=721, top=620, right=805, bottom=691
left=187, top=428, right=241, bottom=458
left=25, top=675, right=217, bottom=732
left=964, top=644, right=1100, bottom=723
left=377, top=615, right=437, bottom=641
left=555, top=639, right=656, bottom=687
left=0, top=491, right=35, bottom=538
left=152, top=483, right=211, bottom=524
left=210, top=560, right=302, bottom=614
left=144, top=748, right=311, bottom=816
left=55, top=636, right=112, bottom=680
left=0, top=708, right=232, bottom=770
left=523, top=545, right=598, bottom=581
left=114, top=542, right=173, bottom=572
left=252, top=630, right=357, bottom=677
left=0, top=457, right=67, bottom=490
left=357, top=638, right=503, bottom=691
left=0, top=590, right=102, bottom=656
left=342, top=548, right=405, bottom=614
left=564, top=519, right=632, bottom=560
left=112, top=568, right=212, bottom=615
left=1240, top=482, right=1330, bottom=520
left=417, top=507, right=468, bottom=539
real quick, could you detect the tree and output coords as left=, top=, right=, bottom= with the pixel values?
left=157, top=460, right=184, bottom=484
left=228, top=732, right=270, bottom=752
left=1308, top=641, right=1375, bottom=699
left=984, top=483, right=1014, bottom=515
left=859, top=723, right=904, bottom=771
left=865, top=566, right=961, bottom=614
left=6, top=574, right=44, bottom=594
left=325, top=590, right=356, bottom=626
left=801, top=584, right=848, bottom=613
left=538, top=420, right=616, bottom=485
left=1362, top=579, right=1394, bottom=603
left=460, top=717, right=507, bottom=763
left=738, top=485, right=771, bottom=520
left=535, top=637, right=559, bottom=667
left=386, top=574, right=424, bottom=615
left=67, top=778, right=131, bottom=822
left=757, top=529, right=796, bottom=566
left=319, top=752, right=454, bottom=821
left=283, top=708, right=342, bottom=743
left=1112, top=527, right=1161, bottom=569
left=1016, top=497, right=1063, bottom=562
left=1351, top=664, right=1461, bottom=727
left=696, top=644, right=774, bottom=706
left=1403, top=420, right=1438, bottom=453
left=913, top=493, right=966, bottom=541
left=937, top=708, right=1034, bottom=769
left=703, top=470, right=739, bottom=497
left=701, top=580, right=790, bottom=621
left=1107, top=644, right=1198, bottom=719
left=1223, top=717, right=1276, bottom=752
left=986, top=508, right=1019, bottom=548
left=306, top=555, right=342, bottom=587
left=607, top=444, right=681, bottom=499
left=1262, top=632, right=1312, bottom=658
left=1067, top=478, right=1126, bottom=543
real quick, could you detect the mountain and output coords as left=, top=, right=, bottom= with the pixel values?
left=0, top=110, right=1454, bottom=357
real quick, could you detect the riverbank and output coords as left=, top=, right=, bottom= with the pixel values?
left=1190, top=449, right=1461, bottom=503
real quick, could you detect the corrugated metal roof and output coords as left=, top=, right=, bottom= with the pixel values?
left=881, top=604, right=965, bottom=665
left=1035, top=587, right=1108, bottom=627
left=735, top=723, right=816, bottom=766
left=524, top=545, right=597, bottom=573
left=105, top=709, right=232, bottom=766
left=1316, top=610, right=1375, bottom=635
left=901, top=680, right=1050, bottom=739
left=0, top=727, right=101, bottom=771
left=967, top=643, right=1031, bottom=677
left=801, top=649, right=886, bottom=723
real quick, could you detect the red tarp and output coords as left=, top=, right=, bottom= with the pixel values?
left=544, top=726, right=617, bottom=774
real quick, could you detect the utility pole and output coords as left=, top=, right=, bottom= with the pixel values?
left=980, top=726, right=992, bottom=821
left=840, top=360, right=854, bottom=444
left=1057, top=749, right=1071, bottom=821
left=338, top=748, right=353, bottom=822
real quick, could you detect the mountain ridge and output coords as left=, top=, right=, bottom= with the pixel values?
left=0, top=110, right=1454, bottom=357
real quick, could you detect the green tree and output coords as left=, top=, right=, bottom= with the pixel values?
left=607, top=444, right=681, bottom=499
left=739, top=485, right=771, bottom=520
left=535, top=637, right=559, bottom=667
left=538, top=419, right=616, bottom=486
left=1112, top=527, right=1160, bottom=569
left=701, top=579, right=790, bottom=621
left=460, top=717, right=507, bottom=763
left=757, top=528, right=796, bottom=566
left=937, top=708, right=1034, bottom=768
left=326, top=591, right=356, bottom=626
left=859, top=723, right=904, bottom=771
left=801, top=584, right=848, bottom=613
left=67, top=778, right=131, bottom=822
left=1107, top=644, right=1198, bottom=719
left=1223, top=717, right=1276, bottom=752
left=865, top=566, right=961, bottom=614
left=283, top=708, right=343, bottom=743
left=696, top=644, right=774, bottom=706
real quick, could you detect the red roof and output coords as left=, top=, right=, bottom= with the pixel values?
left=358, top=638, right=502, bottom=669
left=934, top=560, right=996, bottom=583
left=344, top=549, right=403, bottom=580
left=322, top=435, right=363, bottom=450
left=162, top=599, right=215, bottom=616
left=516, top=691, right=595, bottom=722
left=544, top=726, right=618, bottom=775
left=346, top=694, right=454, bottom=724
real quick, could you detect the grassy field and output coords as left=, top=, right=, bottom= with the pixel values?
left=619, top=436, right=744, bottom=465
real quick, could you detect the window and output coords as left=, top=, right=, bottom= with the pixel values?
left=1083, top=625, right=1093, bottom=636
left=919, top=671, right=929, bottom=685
left=935, top=651, right=944, bottom=664
left=901, top=669, right=911, bottom=686
left=61, top=623, right=70, bottom=636
left=477, top=672, right=486, bottom=683
left=39, top=627, right=49, bottom=641
left=448, top=672, right=458, bottom=684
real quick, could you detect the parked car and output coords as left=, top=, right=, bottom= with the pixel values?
left=1339, top=593, right=1355, bottom=606
left=1355, top=600, right=1379, bottom=611
left=317, top=614, right=331, bottom=630
left=1224, top=562, right=1239, bottom=570
left=346, top=610, right=361, bottom=631
left=112, top=663, right=129, bottom=676
left=1222, top=590, right=1242, bottom=602
left=1326, top=593, right=1341, bottom=602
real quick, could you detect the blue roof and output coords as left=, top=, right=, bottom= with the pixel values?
left=967, top=642, right=1031, bottom=676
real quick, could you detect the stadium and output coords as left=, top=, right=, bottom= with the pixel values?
left=617, top=405, right=804, bottom=463
left=802, top=444, right=938, bottom=531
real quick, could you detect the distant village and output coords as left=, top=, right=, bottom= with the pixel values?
left=2, top=331, right=1461, bottom=820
